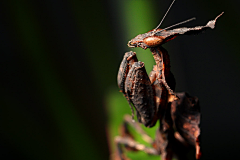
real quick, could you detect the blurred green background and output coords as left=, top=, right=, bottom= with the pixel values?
left=0, top=0, right=240, bottom=160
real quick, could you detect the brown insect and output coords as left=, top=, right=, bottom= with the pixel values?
left=115, top=1, right=223, bottom=159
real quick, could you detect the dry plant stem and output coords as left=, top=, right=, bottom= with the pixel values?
left=114, top=115, right=158, bottom=160
left=115, top=136, right=159, bottom=155
left=124, top=115, right=154, bottom=144
left=115, top=141, right=125, bottom=160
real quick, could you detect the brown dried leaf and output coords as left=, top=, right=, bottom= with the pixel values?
left=171, top=92, right=201, bottom=159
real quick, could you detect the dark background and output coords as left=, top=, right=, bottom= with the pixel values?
left=0, top=0, right=239, bottom=160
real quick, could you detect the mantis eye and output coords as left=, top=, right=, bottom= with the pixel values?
left=143, top=36, right=164, bottom=47
left=127, top=40, right=137, bottom=48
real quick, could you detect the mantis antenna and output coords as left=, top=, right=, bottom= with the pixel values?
left=157, top=17, right=196, bottom=33
left=154, top=0, right=176, bottom=31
